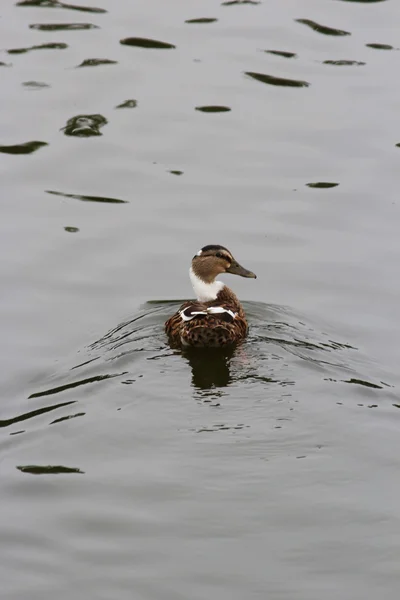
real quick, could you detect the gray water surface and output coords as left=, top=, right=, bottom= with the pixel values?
left=1, top=1, right=400, bottom=598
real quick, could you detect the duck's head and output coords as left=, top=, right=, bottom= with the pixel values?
left=192, top=245, right=257, bottom=283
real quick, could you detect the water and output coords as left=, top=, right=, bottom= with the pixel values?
left=1, top=0, right=400, bottom=598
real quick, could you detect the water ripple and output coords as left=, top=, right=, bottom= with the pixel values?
left=76, top=58, right=118, bottom=67
left=18, top=0, right=106, bottom=13
left=16, top=465, right=84, bottom=475
left=366, top=43, right=396, bottom=50
left=61, top=114, right=107, bottom=136
left=115, top=99, right=137, bottom=109
left=22, top=80, right=50, bottom=90
left=323, top=60, right=366, bottom=66
left=222, top=0, right=260, bottom=5
left=120, top=37, right=176, bottom=49
left=30, top=22, right=99, bottom=31
left=306, top=182, right=339, bottom=189
left=8, top=42, right=68, bottom=54
left=296, top=19, right=351, bottom=36
left=0, top=141, right=48, bottom=154
left=264, top=50, right=297, bottom=59
left=28, top=373, right=126, bottom=399
left=185, top=18, right=218, bottom=24
left=0, top=400, right=76, bottom=428
left=47, top=189, right=128, bottom=204
left=195, top=105, right=231, bottom=113
left=246, top=71, right=310, bottom=88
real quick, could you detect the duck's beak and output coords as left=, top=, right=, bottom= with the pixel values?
left=226, top=260, right=257, bottom=279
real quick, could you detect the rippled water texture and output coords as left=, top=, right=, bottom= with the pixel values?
left=2, top=0, right=400, bottom=599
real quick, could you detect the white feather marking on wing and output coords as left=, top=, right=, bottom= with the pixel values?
left=180, top=308, right=207, bottom=322
left=207, top=306, right=237, bottom=319
left=180, top=305, right=237, bottom=322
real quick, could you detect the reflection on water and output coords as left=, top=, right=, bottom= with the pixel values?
left=77, top=58, right=118, bottom=68
left=1, top=298, right=391, bottom=441
left=0, top=400, right=76, bottom=429
left=22, top=300, right=390, bottom=409
left=306, top=182, right=339, bottom=189
left=185, top=18, right=218, bottom=24
left=184, top=347, right=235, bottom=389
left=246, top=71, right=310, bottom=88
left=29, top=22, right=99, bottom=30
left=17, top=465, right=84, bottom=475
left=17, top=0, right=107, bottom=12
left=120, top=37, right=176, bottom=49
left=0, top=141, right=48, bottom=154
left=195, top=105, right=231, bottom=113
left=295, top=18, right=351, bottom=37
left=366, top=43, right=396, bottom=50
left=222, top=1, right=261, bottom=5
left=8, top=42, right=68, bottom=54
left=47, top=190, right=128, bottom=204
left=22, top=81, right=50, bottom=90
left=115, top=99, right=137, bottom=109
left=323, top=60, right=366, bottom=66
left=264, top=50, right=297, bottom=59
left=62, top=114, right=108, bottom=137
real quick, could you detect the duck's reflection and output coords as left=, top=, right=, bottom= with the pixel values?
left=183, top=347, right=235, bottom=390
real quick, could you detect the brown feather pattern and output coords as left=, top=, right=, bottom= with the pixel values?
left=165, top=286, right=248, bottom=348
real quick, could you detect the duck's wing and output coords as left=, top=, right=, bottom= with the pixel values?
left=180, top=303, right=237, bottom=323
left=165, top=299, right=247, bottom=348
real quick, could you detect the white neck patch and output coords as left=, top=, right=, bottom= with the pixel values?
left=189, top=267, right=224, bottom=302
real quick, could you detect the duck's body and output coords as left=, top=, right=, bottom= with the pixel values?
left=165, top=245, right=256, bottom=348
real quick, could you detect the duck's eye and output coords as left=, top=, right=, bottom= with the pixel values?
left=216, top=252, right=224, bottom=259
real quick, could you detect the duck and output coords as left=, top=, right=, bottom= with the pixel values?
left=165, top=245, right=256, bottom=348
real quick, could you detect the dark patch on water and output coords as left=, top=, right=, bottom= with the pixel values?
left=120, top=37, right=176, bottom=49
left=10, top=430, right=25, bottom=436
left=47, top=189, right=128, bottom=204
left=222, top=0, right=260, bottom=5
left=246, top=71, right=310, bottom=88
left=169, top=170, right=183, bottom=175
left=62, top=114, right=107, bottom=136
left=196, top=424, right=248, bottom=433
left=64, top=226, right=79, bottom=232
left=30, top=22, right=98, bottom=31
left=366, top=43, right=395, bottom=50
left=22, top=81, right=50, bottom=89
left=0, top=401, right=76, bottom=428
left=264, top=50, right=297, bottom=59
left=338, top=0, right=387, bottom=3
left=0, top=141, right=48, bottom=154
left=115, top=99, right=137, bottom=109
left=8, top=42, right=68, bottom=54
left=343, top=378, right=383, bottom=389
left=195, top=105, right=231, bottom=112
left=77, top=58, right=118, bottom=67
left=296, top=19, right=351, bottom=36
left=17, top=465, right=84, bottom=474
left=184, top=347, right=235, bottom=389
left=306, top=182, right=339, bottom=188
left=18, top=0, right=106, bottom=13
left=185, top=18, right=218, bottom=24
left=29, top=373, right=126, bottom=399
left=323, top=60, right=366, bottom=66
left=50, top=412, right=85, bottom=424
left=0, top=61, right=11, bottom=66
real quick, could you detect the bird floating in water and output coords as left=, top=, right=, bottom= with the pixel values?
left=165, top=245, right=256, bottom=348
